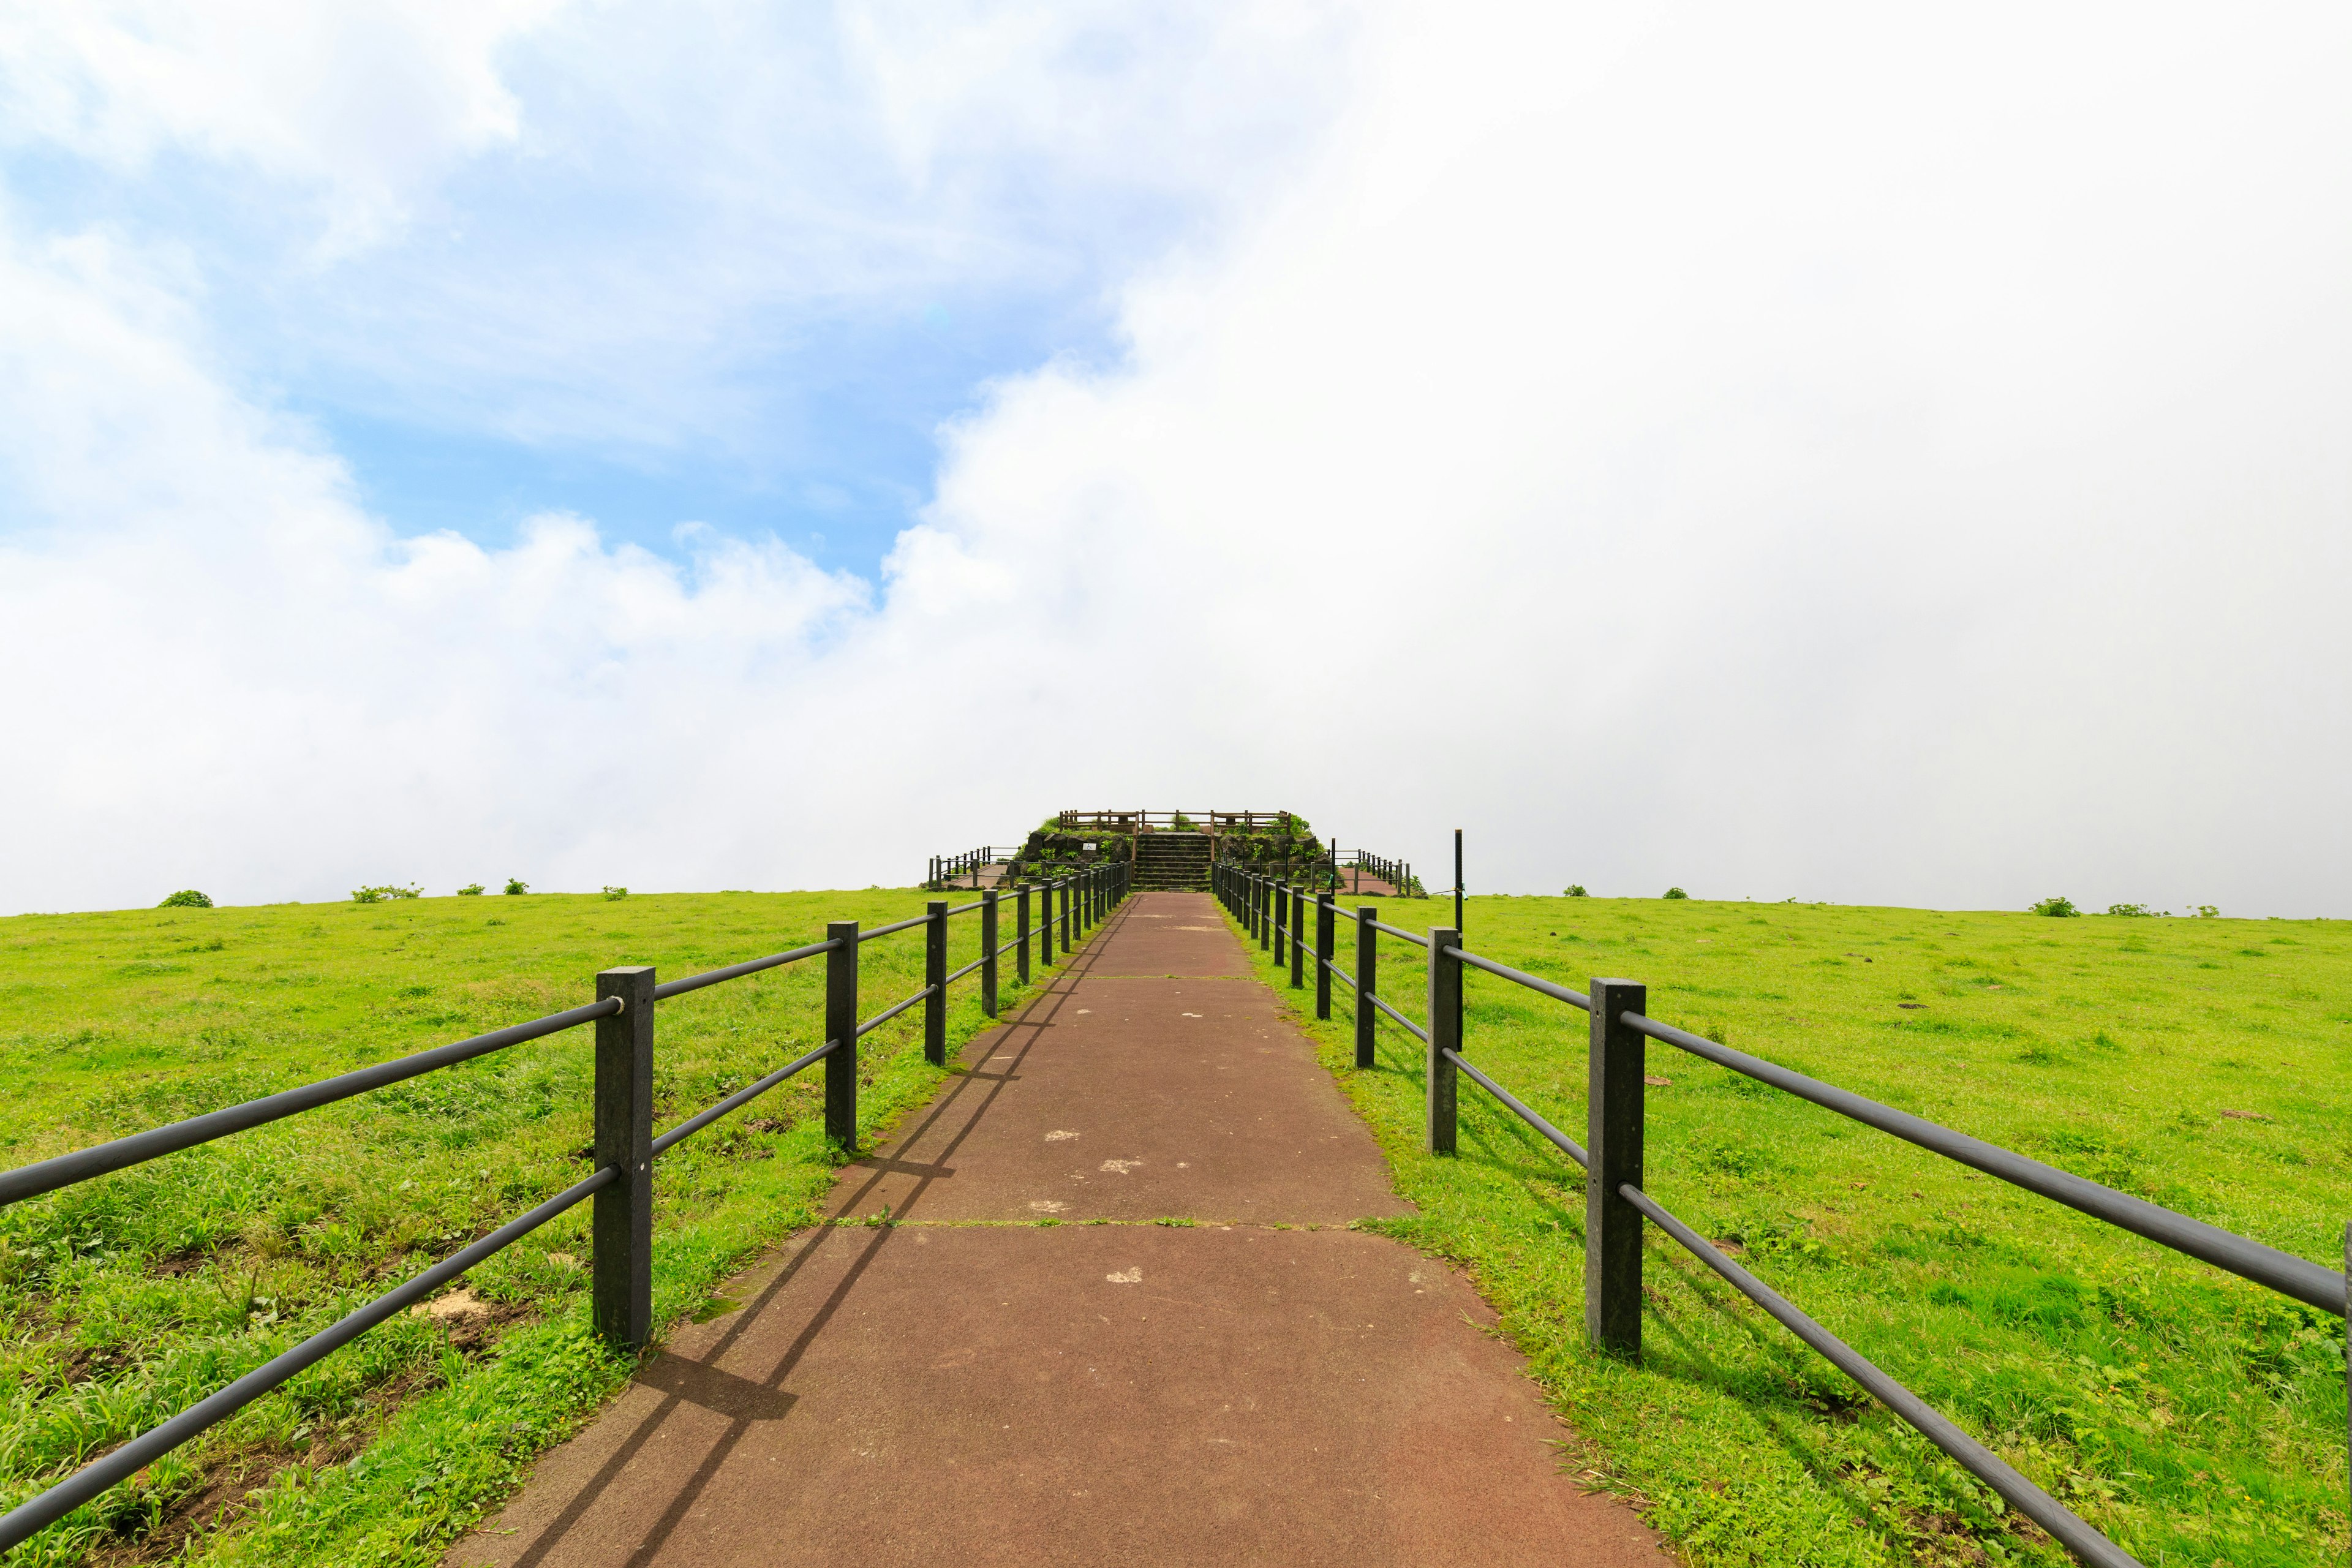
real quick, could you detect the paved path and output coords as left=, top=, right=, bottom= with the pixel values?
left=449, top=893, right=1665, bottom=1568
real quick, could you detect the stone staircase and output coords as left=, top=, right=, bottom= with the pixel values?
left=1133, top=832, right=1213, bottom=890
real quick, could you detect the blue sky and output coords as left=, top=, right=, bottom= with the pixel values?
left=0, top=1, right=1336, bottom=570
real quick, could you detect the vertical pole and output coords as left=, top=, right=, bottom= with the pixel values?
left=1315, top=892, right=1333, bottom=1020
left=1041, top=880, right=1056, bottom=964
left=1289, top=884, right=1305, bottom=989
left=1354, top=907, right=1377, bottom=1068
left=1425, top=928, right=1461, bottom=1155
left=1586, top=978, right=1646, bottom=1357
left=1016, top=884, right=1031, bottom=986
left=1259, top=875, right=1272, bottom=950
left=592, top=965, right=655, bottom=1348
left=1451, top=834, right=1465, bottom=1051
left=981, top=889, right=1000, bottom=1019
left=923, top=901, right=948, bottom=1065
left=825, top=922, right=859, bottom=1148
left=1060, top=878, right=1072, bottom=948
left=1454, top=828, right=1464, bottom=935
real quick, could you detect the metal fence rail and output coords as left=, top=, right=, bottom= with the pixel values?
left=926, top=846, right=1020, bottom=890
left=0, top=861, right=1131, bottom=1554
left=1212, top=861, right=2348, bottom=1568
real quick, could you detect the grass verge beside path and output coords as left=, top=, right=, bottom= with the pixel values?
left=1235, top=894, right=2350, bottom=1567
left=0, top=889, right=1049, bottom=1566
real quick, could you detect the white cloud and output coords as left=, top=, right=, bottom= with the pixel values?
left=1, top=0, right=2348, bottom=918
left=0, top=0, right=565, bottom=251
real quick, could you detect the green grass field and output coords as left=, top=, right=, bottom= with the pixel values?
left=0, top=889, right=1046, bottom=1566
left=1234, top=893, right=2350, bottom=1566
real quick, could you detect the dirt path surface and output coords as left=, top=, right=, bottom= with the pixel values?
left=448, top=892, right=1667, bottom=1568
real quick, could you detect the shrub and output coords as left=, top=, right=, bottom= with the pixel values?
left=157, top=889, right=213, bottom=909
left=503, top=878, right=529, bottom=895
left=2030, top=895, right=2079, bottom=918
left=456, top=883, right=485, bottom=897
left=2106, top=902, right=2153, bottom=917
left=602, top=886, right=628, bottom=900
left=2193, top=904, right=2219, bottom=918
left=1563, top=884, right=1588, bottom=897
left=350, top=884, right=421, bottom=904
left=1662, top=887, right=1689, bottom=900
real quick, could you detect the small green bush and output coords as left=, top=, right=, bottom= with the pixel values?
left=2106, top=902, right=2153, bottom=917
left=503, top=878, right=529, bottom=895
left=1662, top=887, right=1689, bottom=900
left=1564, top=884, right=1588, bottom=897
left=2193, top=904, right=2219, bottom=918
left=603, top=886, right=628, bottom=900
left=350, top=884, right=421, bottom=904
left=456, top=883, right=485, bottom=897
left=2030, top=895, right=2079, bottom=918
left=157, top=889, right=213, bottom=908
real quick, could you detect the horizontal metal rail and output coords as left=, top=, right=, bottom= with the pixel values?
left=0, top=998, right=622, bottom=1207
left=946, top=899, right=987, bottom=916
left=1327, top=962, right=1357, bottom=991
left=1618, top=1182, right=2138, bottom=1567
left=1370, top=992, right=1428, bottom=1042
left=0, top=1164, right=617, bottom=1553
left=650, top=1039, right=841, bottom=1158
left=945, top=954, right=987, bottom=986
left=1625, top=1012, right=2346, bottom=1314
left=654, top=939, right=839, bottom=998
left=856, top=916, right=928, bottom=944
left=996, top=935, right=1022, bottom=956
left=856, top=986, right=935, bottom=1038
left=1369, top=920, right=1429, bottom=948
left=1447, top=946, right=1590, bottom=1011
left=1441, top=1049, right=1588, bottom=1167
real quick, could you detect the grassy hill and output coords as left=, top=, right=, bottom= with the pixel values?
left=1242, top=893, right=2351, bottom=1566
left=6, top=888, right=2345, bottom=1566
left=0, top=889, right=1022, bottom=1566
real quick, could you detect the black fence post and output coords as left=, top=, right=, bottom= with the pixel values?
left=592, top=965, right=656, bottom=1348
left=981, top=889, right=1000, bottom=1017
left=1016, top=883, right=1032, bottom=986
left=1354, top=907, right=1376, bottom=1068
left=1289, top=884, right=1305, bottom=989
left=1315, top=892, right=1333, bottom=1020
left=1060, top=878, right=1072, bottom=948
left=1586, top=978, right=1646, bottom=1357
left=1425, top=928, right=1461, bottom=1154
left=825, top=922, right=859, bottom=1148
left=922, top=900, right=948, bottom=1065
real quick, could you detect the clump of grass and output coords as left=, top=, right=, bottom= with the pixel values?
left=2030, top=895, right=2079, bottom=917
